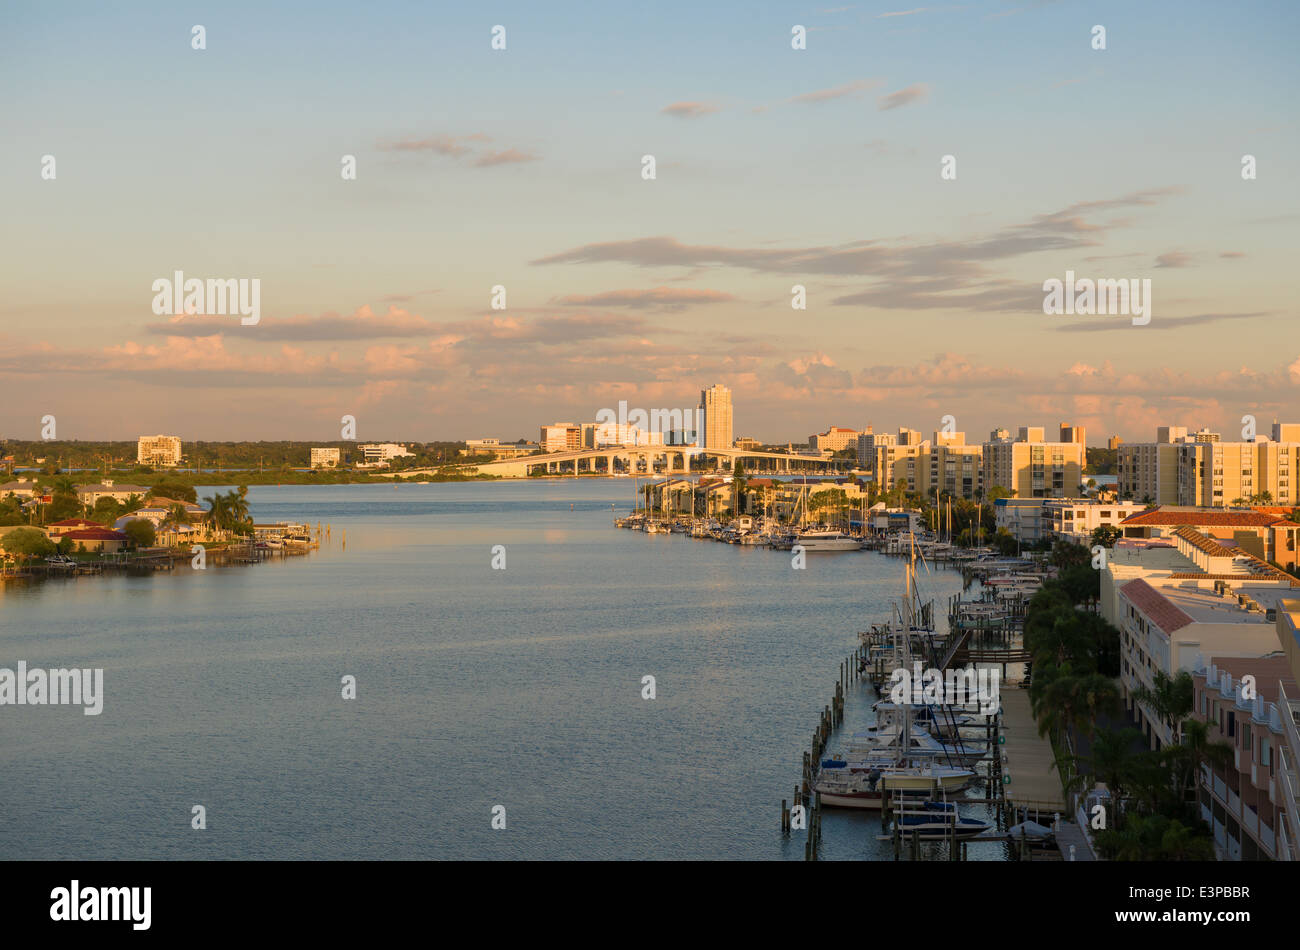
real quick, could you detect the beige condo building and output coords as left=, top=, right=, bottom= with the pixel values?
left=980, top=424, right=1085, bottom=499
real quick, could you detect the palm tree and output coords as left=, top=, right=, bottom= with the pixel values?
left=204, top=493, right=230, bottom=532
left=1174, top=718, right=1233, bottom=805
left=1131, top=669, right=1194, bottom=745
left=160, top=503, right=191, bottom=545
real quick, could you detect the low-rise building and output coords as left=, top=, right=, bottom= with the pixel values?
left=1102, top=528, right=1299, bottom=750
left=1044, top=499, right=1146, bottom=542
left=61, top=527, right=129, bottom=552
left=75, top=481, right=148, bottom=506
left=46, top=518, right=107, bottom=538
left=993, top=498, right=1050, bottom=545
left=356, top=443, right=414, bottom=468
left=1118, top=506, right=1287, bottom=563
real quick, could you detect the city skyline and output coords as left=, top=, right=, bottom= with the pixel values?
left=3, top=2, right=1298, bottom=442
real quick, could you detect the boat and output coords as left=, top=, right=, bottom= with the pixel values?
left=893, top=800, right=992, bottom=839
left=793, top=528, right=860, bottom=552
left=814, top=535, right=978, bottom=808
left=813, top=758, right=973, bottom=809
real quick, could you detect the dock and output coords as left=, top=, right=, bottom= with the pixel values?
left=999, top=688, right=1065, bottom=812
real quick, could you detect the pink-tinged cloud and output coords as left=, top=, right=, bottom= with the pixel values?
left=1155, top=251, right=1192, bottom=268
left=474, top=148, right=540, bottom=167
left=553, top=287, right=736, bottom=310
left=877, top=83, right=929, bottom=110
left=787, top=79, right=883, bottom=106
left=376, top=133, right=489, bottom=156
left=146, top=305, right=436, bottom=341
left=660, top=101, right=719, bottom=118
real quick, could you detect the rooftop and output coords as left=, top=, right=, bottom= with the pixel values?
left=1122, top=507, right=1284, bottom=528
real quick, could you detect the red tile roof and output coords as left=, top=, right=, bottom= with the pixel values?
left=1120, top=578, right=1195, bottom=635
left=62, top=528, right=128, bottom=541
left=1121, top=508, right=1283, bottom=528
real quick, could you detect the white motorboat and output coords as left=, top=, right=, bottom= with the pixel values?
left=793, top=528, right=860, bottom=552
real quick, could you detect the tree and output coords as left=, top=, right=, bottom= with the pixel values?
left=148, top=480, right=198, bottom=503
left=1050, top=539, right=1090, bottom=569
left=1090, top=524, right=1121, bottom=548
left=1, top=527, right=57, bottom=564
left=1064, top=725, right=1144, bottom=825
left=1131, top=669, right=1194, bottom=745
left=122, top=518, right=156, bottom=548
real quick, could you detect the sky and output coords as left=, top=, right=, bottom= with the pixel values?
left=2, top=0, right=1298, bottom=446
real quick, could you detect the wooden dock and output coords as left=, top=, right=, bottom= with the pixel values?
left=999, top=688, right=1065, bottom=811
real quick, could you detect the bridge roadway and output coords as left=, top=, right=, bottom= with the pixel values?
left=443, top=446, right=851, bottom=478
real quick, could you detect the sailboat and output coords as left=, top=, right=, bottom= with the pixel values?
left=813, top=533, right=976, bottom=809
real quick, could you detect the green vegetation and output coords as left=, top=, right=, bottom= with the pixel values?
left=121, top=518, right=156, bottom=548
left=1023, top=546, right=1223, bottom=859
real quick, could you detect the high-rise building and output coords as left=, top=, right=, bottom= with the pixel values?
left=1118, top=423, right=1300, bottom=506
left=1108, top=435, right=1123, bottom=450
left=982, top=426, right=1085, bottom=499
left=137, top=435, right=182, bottom=468
left=698, top=384, right=733, bottom=450
left=920, top=431, right=983, bottom=499
left=310, top=447, right=340, bottom=469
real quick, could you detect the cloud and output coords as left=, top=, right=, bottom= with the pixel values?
left=474, top=148, right=540, bottom=167
left=146, top=305, right=436, bottom=341
left=1053, top=311, right=1269, bottom=333
left=878, top=8, right=927, bottom=17
left=1219, top=251, right=1245, bottom=260
left=756, top=80, right=883, bottom=112
left=377, top=133, right=538, bottom=167
left=877, top=83, right=930, bottom=110
left=552, top=287, right=737, bottom=310
left=1155, top=251, right=1192, bottom=268
left=376, top=134, right=488, bottom=156
left=532, top=187, right=1185, bottom=314
left=660, top=101, right=719, bottom=118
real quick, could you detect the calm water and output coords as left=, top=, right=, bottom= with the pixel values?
left=1, top=479, right=976, bottom=860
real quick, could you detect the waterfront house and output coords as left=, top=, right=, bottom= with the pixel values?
left=46, top=518, right=106, bottom=538
left=60, top=527, right=129, bottom=552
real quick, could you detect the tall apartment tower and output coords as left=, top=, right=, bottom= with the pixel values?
left=698, top=384, right=733, bottom=450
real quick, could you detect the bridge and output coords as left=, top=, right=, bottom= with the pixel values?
left=450, top=445, right=850, bottom=478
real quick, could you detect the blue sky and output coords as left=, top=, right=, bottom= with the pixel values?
left=2, top=1, right=1297, bottom=443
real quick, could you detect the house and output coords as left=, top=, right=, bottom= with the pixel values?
left=61, top=528, right=129, bottom=552
left=0, top=478, right=40, bottom=499
left=46, top=518, right=106, bottom=538
left=76, top=480, right=148, bottom=507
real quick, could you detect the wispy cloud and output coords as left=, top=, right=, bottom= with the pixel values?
left=877, top=83, right=930, bottom=110
left=377, top=132, right=539, bottom=167
left=1155, top=251, right=1192, bottom=268
left=660, top=101, right=720, bottom=118
left=553, top=287, right=737, bottom=310
left=474, top=148, right=540, bottom=167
